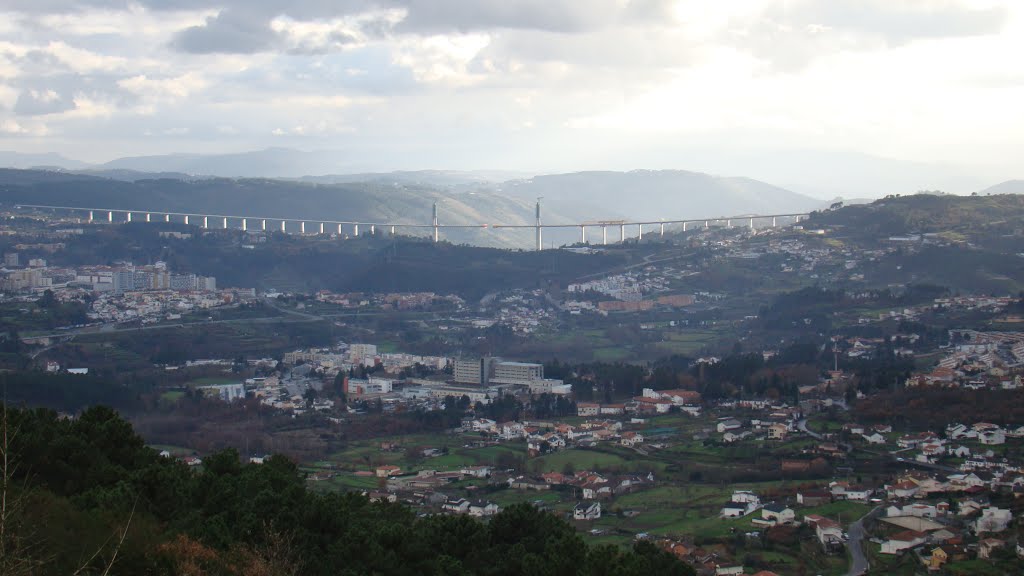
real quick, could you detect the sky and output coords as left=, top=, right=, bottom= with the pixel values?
left=0, top=0, right=1022, bottom=193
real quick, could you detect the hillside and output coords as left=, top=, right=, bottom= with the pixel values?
left=979, top=180, right=1024, bottom=195
left=0, top=170, right=556, bottom=248
left=0, top=404, right=692, bottom=575
left=0, top=167, right=821, bottom=248
left=500, top=170, right=820, bottom=222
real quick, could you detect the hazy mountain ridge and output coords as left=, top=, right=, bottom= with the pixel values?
left=979, top=180, right=1024, bottom=195
left=500, top=169, right=820, bottom=222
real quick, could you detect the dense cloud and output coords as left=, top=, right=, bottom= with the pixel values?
left=0, top=0, right=1021, bottom=186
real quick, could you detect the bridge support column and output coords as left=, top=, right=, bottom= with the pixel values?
left=726, top=219, right=731, bottom=228
left=107, top=211, right=113, bottom=222
left=203, top=216, right=208, bottom=228
left=619, top=224, right=625, bottom=243
left=337, top=223, right=343, bottom=235
left=354, top=224, right=359, bottom=236
left=390, top=225, right=395, bottom=235
left=319, top=223, right=324, bottom=235
left=637, top=224, right=643, bottom=241
left=660, top=222, right=665, bottom=236
left=261, top=219, right=266, bottom=231
left=749, top=218, right=754, bottom=229
left=300, top=222, right=305, bottom=234
left=704, top=220, right=708, bottom=229
left=772, top=217, right=776, bottom=227
left=370, top=224, right=375, bottom=235
left=432, top=202, right=439, bottom=243
left=242, top=219, right=247, bottom=231
left=281, top=220, right=286, bottom=232
left=222, top=217, right=228, bottom=229
left=581, top=226, right=586, bottom=244
left=682, top=221, right=687, bottom=232
left=145, top=213, right=151, bottom=222
left=602, top=226, right=607, bottom=245
left=88, top=210, right=94, bottom=223
left=164, top=214, right=169, bottom=222
left=126, top=212, right=132, bottom=222
left=184, top=215, right=189, bottom=225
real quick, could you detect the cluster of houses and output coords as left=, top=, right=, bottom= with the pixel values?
left=461, top=417, right=645, bottom=456
left=871, top=470, right=1023, bottom=568
left=577, top=388, right=702, bottom=418
left=905, top=331, right=1024, bottom=388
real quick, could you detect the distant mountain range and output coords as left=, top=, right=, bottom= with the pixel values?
left=0, top=146, right=1018, bottom=248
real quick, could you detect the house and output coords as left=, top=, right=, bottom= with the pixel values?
left=978, top=538, right=1005, bottom=559
left=761, top=503, right=795, bottom=524
left=574, top=501, right=601, bottom=520
left=797, top=490, right=830, bottom=507
left=460, top=465, right=492, bottom=478
left=880, top=530, right=927, bottom=554
left=158, top=450, right=171, bottom=458
left=927, top=546, right=948, bottom=570
left=717, top=419, right=742, bottom=433
left=805, top=515, right=844, bottom=551
left=767, top=423, right=788, bottom=441
left=375, top=465, right=401, bottom=478
left=367, top=490, right=397, bottom=503
left=979, top=429, right=1006, bottom=445
left=897, top=432, right=937, bottom=449
left=975, top=507, right=1012, bottom=533
left=720, top=491, right=760, bottom=518
left=600, top=404, right=625, bottom=415
left=443, top=498, right=470, bottom=514
left=861, top=432, right=886, bottom=444
left=714, top=566, right=744, bottom=576
left=468, top=501, right=500, bottom=517
left=620, top=431, right=644, bottom=447
left=886, top=480, right=920, bottom=499
left=577, top=402, right=600, bottom=417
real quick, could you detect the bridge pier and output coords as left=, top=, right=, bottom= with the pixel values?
left=337, top=223, right=343, bottom=236
left=619, top=224, right=625, bottom=243
left=145, top=213, right=151, bottom=222
left=581, top=226, right=586, bottom=244
left=319, top=222, right=325, bottom=235
left=88, top=210, right=94, bottom=223
left=280, top=220, right=286, bottom=232
left=704, top=220, right=708, bottom=229
left=432, top=202, right=439, bottom=243
left=222, top=217, right=228, bottom=229
left=354, top=224, right=359, bottom=237
left=602, top=226, right=607, bottom=245
left=726, top=219, right=731, bottom=228
left=660, top=222, right=665, bottom=236
left=390, top=225, right=395, bottom=235
left=682, top=221, right=687, bottom=232
left=261, top=219, right=266, bottom=231
left=749, top=217, right=754, bottom=229
left=772, top=217, right=776, bottom=227
left=242, top=219, right=247, bottom=231
left=637, top=224, right=643, bottom=241
left=202, top=216, right=208, bottom=229
left=370, top=224, right=376, bottom=235
left=300, top=222, right=306, bottom=234
left=107, top=211, right=113, bottom=223
left=184, top=215, right=189, bottom=225
left=164, top=214, right=169, bottom=222
left=125, top=212, right=131, bottom=222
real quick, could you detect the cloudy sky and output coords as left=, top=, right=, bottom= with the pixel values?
left=0, top=0, right=1021, bottom=190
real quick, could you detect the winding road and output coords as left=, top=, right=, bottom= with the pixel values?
left=846, top=506, right=881, bottom=576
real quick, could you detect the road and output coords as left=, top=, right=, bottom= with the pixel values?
left=797, top=419, right=823, bottom=440
left=846, top=506, right=881, bottom=576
